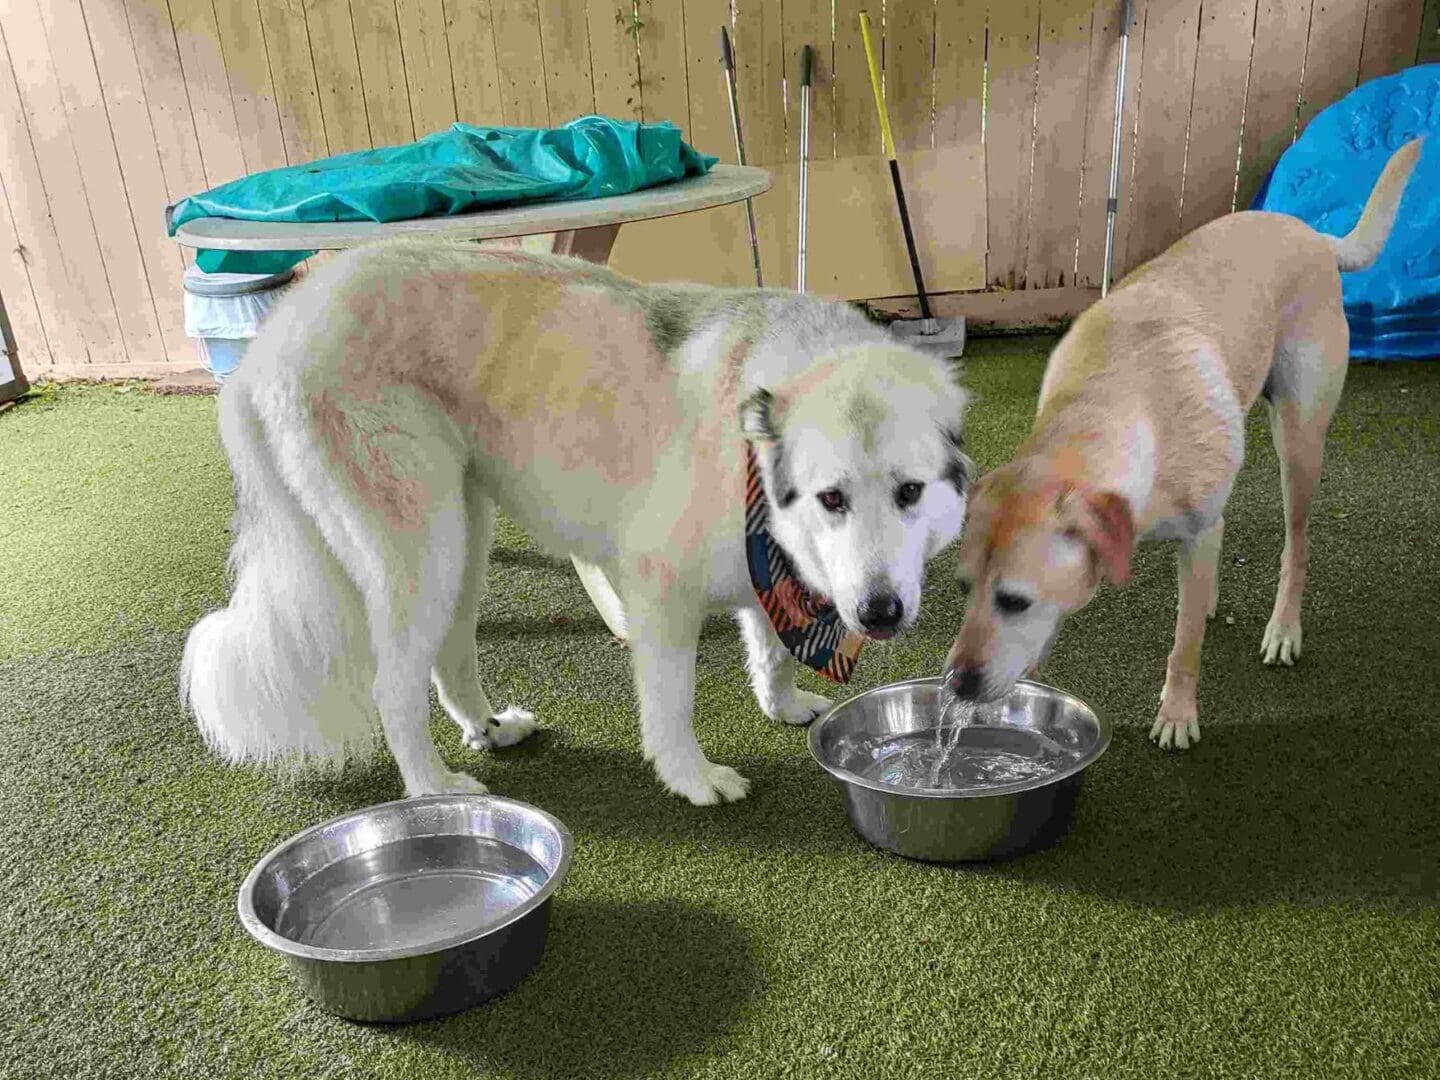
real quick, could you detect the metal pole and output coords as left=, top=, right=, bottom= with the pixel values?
left=1101, top=0, right=1134, bottom=298
left=721, top=26, right=764, bottom=288
left=797, top=45, right=813, bottom=292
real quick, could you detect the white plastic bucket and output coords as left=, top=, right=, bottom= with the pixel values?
left=183, top=265, right=295, bottom=386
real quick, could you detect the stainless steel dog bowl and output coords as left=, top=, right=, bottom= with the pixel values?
left=808, top=678, right=1109, bottom=862
left=237, top=794, right=573, bottom=1022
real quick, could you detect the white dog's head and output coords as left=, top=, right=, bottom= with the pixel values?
left=741, top=345, right=972, bottom=640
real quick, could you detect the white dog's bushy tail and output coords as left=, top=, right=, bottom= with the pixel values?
left=1327, top=136, right=1424, bottom=272
left=180, top=385, right=378, bottom=771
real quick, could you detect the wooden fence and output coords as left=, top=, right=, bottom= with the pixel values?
left=0, top=0, right=1434, bottom=377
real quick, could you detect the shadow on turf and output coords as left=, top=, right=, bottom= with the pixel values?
left=395, top=898, right=759, bottom=1079
left=996, top=715, right=1440, bottom=913
left=295, top=709, right=1439, bottom=915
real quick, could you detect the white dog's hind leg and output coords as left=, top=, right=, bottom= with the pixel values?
left=1151, top=517, right=1224, bottom=751
left=572, top=556, right=629, bottom=643
left=624, top=581, right=749, bottom=805
left=432, top=487, right=538, bottom=752
left=735, top=606, right=832, bottom=726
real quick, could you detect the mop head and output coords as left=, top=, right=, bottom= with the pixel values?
left=888, top=316, right=966, bottom=359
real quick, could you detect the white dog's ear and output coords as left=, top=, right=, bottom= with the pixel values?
left=943, top=427, right=975, bottom=496
left=740, top=388, right=780, bottom=443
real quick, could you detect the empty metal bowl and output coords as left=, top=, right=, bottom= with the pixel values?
left=237, top=794, right=573, bottom=1022
left=808, top=678, right=1109, bottom=862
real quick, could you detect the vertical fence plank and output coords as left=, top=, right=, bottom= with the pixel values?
left=0, top=23, right=83, bottom=362
left=609, top=0, right=750, bottom=287
left=162, top=0, right=248, bottom=186
left=396, top=0, right=458, bottom=138
left=256, top=0, right=329, bottom=162
left=734, top=0, right=785, bottom=163
left=306, top=0, right=370, bottom=153
left=447, top=0, right=503, bottom=124
left=0, top=196, right=49, bottom=365
left=1297, top=0, right=1367, bottom=133
left=833, top=0, right=883, bottom=157
left=586, top=0, right=639, bottom=120
left=781, top=0, right=833, bottom=159
left=1027, top=0, right=1096, bottom=289
left=1421, top=0, right=1440, bottom=62
left=2, top=0, right=131, bottom=364
left=1357, top=0, right=1425, bottom=83
left=932, top=0, right=985, bottom=152
left=537, top=0, right=594, bottom=124
left=84, top=0, right=189, bottom=361
left=43, top=0, right=167, bottom=361
left=492, top=0, right=547, bottom=125
left=212, top=0, right=287, bottom=173
left=681, top=0, right=732, bottom=155
left=1180, top=0, right=1259, bottom=234
left=352, top=0, right=415, bottom=147
left=1234, top=0, right=1311, bottom=210
left=1121, top=0, right=1202, bottom=271
left=888, top=0, right=935, bottom=152
left=986, top=0, right=1041, bottom=287
left=122, top=0, right=209, bottom=210
left=636, top=0, right=691, bottom=129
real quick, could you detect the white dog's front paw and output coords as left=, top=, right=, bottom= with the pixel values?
left=1260, top=618, right=1301, bottom=666
left=767, top=689, right=834, bottom=727
left=410, top=769, right=488, bottom=796
left=458, top=707, right=539, bottom=751
left=1149, top=705, right=1200, bottom=751
left=657, top=758, right=751, bottom=806
left=488, top=707, right=540, bottom=748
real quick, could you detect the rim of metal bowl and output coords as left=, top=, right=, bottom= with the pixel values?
left=236, top=793, right=575, bottom=964
left=807, top=676, right=1111, bottom=800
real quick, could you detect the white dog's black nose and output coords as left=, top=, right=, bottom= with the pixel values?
left=859, top=594, right=904, bottom=633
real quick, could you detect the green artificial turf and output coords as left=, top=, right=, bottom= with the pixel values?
left=2, top=340, right=1438, bottom=1079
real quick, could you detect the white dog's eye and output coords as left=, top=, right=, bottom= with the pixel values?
left=995, top=592, right=1033, bottom=615
left=818, top=489, right=848, bottom=513
left=895, top=481, right=925, bottom=508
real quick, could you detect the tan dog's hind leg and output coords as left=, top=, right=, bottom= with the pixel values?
left=1261, top=336, right=1347, bottom=667
left=1151, top=517, right=1225, bottom=750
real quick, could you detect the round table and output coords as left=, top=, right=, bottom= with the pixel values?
left=172, top=163, right=771, bottom=264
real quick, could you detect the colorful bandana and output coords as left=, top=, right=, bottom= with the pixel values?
left=745, top=444, right=866, bottom=684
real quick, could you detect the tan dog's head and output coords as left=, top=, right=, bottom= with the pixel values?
left=943, top=458, right=1134, bottom=701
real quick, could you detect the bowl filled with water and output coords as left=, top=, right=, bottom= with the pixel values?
left=808, top=678, right=1109, bottom=862
left=237, top=794, right=572, bottom=1022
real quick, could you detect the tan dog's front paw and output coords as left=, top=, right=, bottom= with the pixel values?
left=1149, top=705, right=1200, bottom=751
left=1260, top=617, right=1302, bottom=666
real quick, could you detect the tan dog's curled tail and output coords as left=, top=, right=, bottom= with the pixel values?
left=1326, top=136, right=1424, bottom=272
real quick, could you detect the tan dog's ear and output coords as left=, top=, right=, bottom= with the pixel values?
left=1067, top=491, right=1134, bottom=586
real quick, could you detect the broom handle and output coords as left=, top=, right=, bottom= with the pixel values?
left=859, top=11, right=933, bottom=321
left=797, top=45, right=812, bottom=292
left=721, top=26, right=764, bottom=288
left=1101, top=0, right=1134, bottom=298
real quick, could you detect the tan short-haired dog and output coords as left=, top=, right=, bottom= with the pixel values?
left=943, top=138, right=1423, bottom=749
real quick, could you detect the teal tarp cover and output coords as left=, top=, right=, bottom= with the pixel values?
left=166, top=115, right=718, bottom=275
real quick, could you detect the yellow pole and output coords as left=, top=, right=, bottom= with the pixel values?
left=858, top=11, right=896, bottom=162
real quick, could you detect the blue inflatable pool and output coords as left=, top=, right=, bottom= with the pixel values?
left=1253, top=64, right=1439, bottom=360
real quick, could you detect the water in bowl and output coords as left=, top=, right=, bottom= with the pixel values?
left=853, top=687, right=1081, bottom=791
left=275, top=834, right=548, bottom=952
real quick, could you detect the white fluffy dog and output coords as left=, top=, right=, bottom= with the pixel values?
left=182, top=240, right=972, bottom=805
